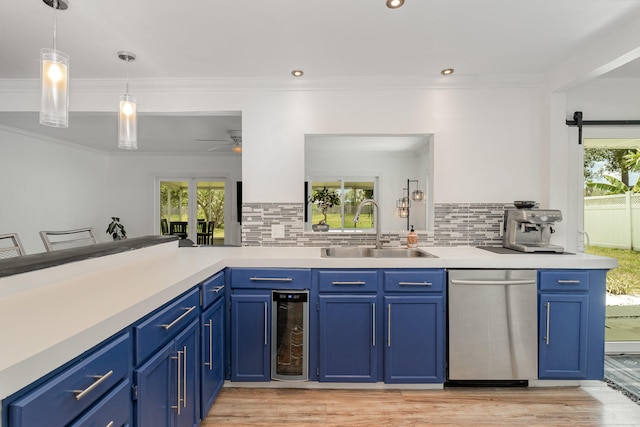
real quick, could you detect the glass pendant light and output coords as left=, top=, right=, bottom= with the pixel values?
left=411, top=188, right=425, bottom=202
left=40, top=0, right=69, bottom=128
left=118, top=51, right=137, bottom=150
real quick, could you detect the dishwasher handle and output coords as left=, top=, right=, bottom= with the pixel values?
left=450, top=279, right=536, bottom=286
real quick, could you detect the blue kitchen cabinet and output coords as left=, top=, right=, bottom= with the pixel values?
left=6, top=333, right=132, bottom=427
left=383, top=269, right=446, bottom=383
left=230, top=293, right=271, bottom=381
left=229, top=268, right=311, bottom=382
left=134, top=318, right=200, bottom=427
left=318, top=294, right=378, bottom=382
left=200, top=296, right=225, bottom=417
left=538, top=269, right=606, bottom=380
left=383, top=296, right=444, bottom=383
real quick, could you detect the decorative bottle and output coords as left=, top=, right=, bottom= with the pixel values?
left=407, top=225, right=418, bottom=248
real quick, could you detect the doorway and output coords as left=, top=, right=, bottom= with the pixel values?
left=158, top=178, right=228, bottom=245
left=582, top=137, right=640, bottom=353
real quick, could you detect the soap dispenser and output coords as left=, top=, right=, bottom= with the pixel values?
left=407, top=225, right=418, bottom=248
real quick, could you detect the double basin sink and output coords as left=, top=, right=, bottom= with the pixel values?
left=321, top=247, right=437, bottom=258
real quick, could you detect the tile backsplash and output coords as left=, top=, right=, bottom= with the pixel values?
left=242, top=202, right=509, bottom=247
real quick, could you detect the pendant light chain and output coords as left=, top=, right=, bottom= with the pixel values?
left=125, top=58, right=129, bottom=94
left=52, top=1, right=57, bottom=51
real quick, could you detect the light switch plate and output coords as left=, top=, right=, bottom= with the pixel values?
left=271, top=224, right=285, bottom=238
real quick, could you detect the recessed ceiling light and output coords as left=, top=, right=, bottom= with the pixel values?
left=386, top=0, right=404, bottom=9
left=441, top=68, right=454, bottom=75
left=291, top=70, right=304, bottom=77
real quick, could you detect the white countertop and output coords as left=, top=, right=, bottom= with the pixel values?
left=0, top=242, right=617, bottom=402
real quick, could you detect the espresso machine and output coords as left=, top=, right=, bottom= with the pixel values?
left=503, top=202, right=564, bottom=253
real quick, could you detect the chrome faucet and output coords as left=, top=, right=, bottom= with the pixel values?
left=353, top=199, right=390, bottom=249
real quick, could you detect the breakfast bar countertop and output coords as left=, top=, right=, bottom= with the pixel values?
left=0, top=241, right=617, bottom=404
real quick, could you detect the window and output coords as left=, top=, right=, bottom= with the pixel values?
left=158, top=178, right=226, bottom=245
left=307, top=178, right=377, bottom=231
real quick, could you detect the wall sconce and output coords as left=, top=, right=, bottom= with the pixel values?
left=397, top=179, right=425, bottom=229
left=40, top=0, right=69, bottom=128
left=118, top=51, right=137, bottom=150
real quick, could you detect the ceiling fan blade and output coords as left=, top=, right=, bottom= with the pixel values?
left=194, top=139, right=232, bottom=143
left=205, top=145, right=230, bottom=151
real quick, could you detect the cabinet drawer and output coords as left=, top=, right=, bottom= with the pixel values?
left=202, top=270, right=225, bottom=309
left=384, top=270, right=445, bottom=293
left=231, top=268, right=311, bottom=290
left=318, top=270, right=378, bottom=293
left=8, top=333, right=131, bottom=427
left=134, top=287, right=200, bottom=364
left=539, top=270, right=590, bottom=292
left=68, top=379, right=131, bottom=427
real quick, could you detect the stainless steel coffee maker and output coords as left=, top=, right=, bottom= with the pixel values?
left=503, top=201, right=564, bottom=253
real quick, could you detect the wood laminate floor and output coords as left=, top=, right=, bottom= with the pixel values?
left=201, top=382, right=640, bottom=426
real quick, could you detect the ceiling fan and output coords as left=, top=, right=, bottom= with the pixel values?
left=195, top=130, right=242, bottom=153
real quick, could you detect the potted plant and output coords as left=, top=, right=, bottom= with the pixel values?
left=308, top=187, right=340, bottom=231
left=106, top=217, right=127, bottom=240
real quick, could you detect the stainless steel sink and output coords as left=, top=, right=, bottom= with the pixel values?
left=321, top=247, right=437, bottom=258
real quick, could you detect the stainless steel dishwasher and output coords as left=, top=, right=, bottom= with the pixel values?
left=447, top=269, right=537, bottom=385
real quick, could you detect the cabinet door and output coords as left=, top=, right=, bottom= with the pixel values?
left=384, top=296, right=444, bottom=383
left=318, top=294, right=377, bottom=382
left=201, top=297, right=225, bottom=418
left=539, top=293, right=589, bottom=379
left=135, top=319, right=199, bottom=427
left=174, top=320, right=200, bottom=427
left=230, top=293, right=271, bottom=381
left=135, top=341, right=174, bottom=427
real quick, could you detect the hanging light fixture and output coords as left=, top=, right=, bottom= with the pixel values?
left=397, top=179, right=425, bottom=228
left=40, top=0, right=69, bottom=128
left=117, top=51, right=137, bottom=150
left=397, top=187, right=410, bottom=219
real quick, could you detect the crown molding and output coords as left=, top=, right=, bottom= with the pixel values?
left=0, top=73, right=545, bottom=95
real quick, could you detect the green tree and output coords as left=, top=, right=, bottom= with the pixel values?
left=584, top=148, right=635, bottom=186
left=197, top=188, right=224, bottom=228
left=586, top=174, right=640, bottom=195
left=624, top=149, right=640, bottom=172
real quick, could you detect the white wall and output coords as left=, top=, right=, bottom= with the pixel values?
left=105, top=153, right=242, bottom=245
left=0, top=127, right=108, bottom=254
left=243, top=86, right=545, bottom=205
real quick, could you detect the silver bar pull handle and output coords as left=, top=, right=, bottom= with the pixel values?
left=170, top=351, right=181, bottom=414
left=161, top=306, right=196, bottom=330
left=372, top=303, right=376, bottom=347
left=398, top=281, right=432, bottom=286
left=106, top=422, right=114, bottom=427
left=73, top=370, right=113, bottom=400
left=557, top=280, right=581, bottom=284
left=250, top=277, right=293, bottom=282
left=332, top=281, right=366, bottom=285
left=183, top=346, right=187, bottom=408
left=204, top=320, right=213, bottom=369
left=387, top=304, right=391, bottom=347
left=545, top=302, right=551, bottom=345
left=264, top=302, right=268, bottom=346
left=211, top=285, right=225, bottom=293
left=450, top=279, right=536, bottom=286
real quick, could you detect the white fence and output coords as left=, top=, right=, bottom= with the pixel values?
left=584, top=192, right=640, bottom=250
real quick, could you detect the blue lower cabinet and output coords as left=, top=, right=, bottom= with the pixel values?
left=7, top=333, right=131, bottom=427
left=538, top=269, right=607, bottom=380
left=200, top=297, right=225, bottom=418
left=318, top=294, right=378, bottom=382
left=230, top=293, right=271, bottom=381
left=384, top=296, right=444, bottom=383
left=134, top=319, right=200, bottom=427
left=538, top=293, right=589, bottom=379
